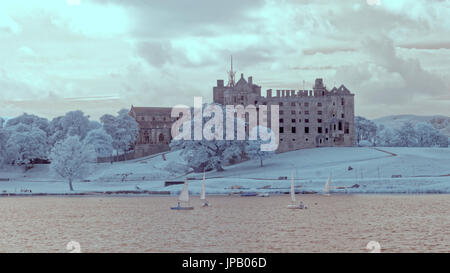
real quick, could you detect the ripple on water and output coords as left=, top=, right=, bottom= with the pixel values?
left=0, top=195, right=449, bottom=252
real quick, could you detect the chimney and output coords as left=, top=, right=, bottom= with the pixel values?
left=276, top=90, right=280, bottom=97
left=266, top=89, right=272, bottom=98
left=248, top=76, right=253, bottom=85
left=217, top=79, right=224, bottom=87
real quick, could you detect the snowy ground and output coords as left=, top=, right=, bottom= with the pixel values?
left=0, top=147, right=449, bottom=195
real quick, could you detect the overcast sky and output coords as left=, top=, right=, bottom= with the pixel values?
left=1, top=0, right=449, bottom=120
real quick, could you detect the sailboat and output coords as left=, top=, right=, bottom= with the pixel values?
left=287, top=172, right=307, bottom=209
left=323, top=176, right=331, bottom=196
left=171, top=178, right=194, bottom=210
left=200, top=171, right=209, bottom=207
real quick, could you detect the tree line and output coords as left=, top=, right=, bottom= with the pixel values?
left=0, top=109, right=138, bottom=169
left=355, top=116, right=448, bottom=147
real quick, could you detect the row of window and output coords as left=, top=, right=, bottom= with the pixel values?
left=279, top=137, right=338, bottom=144
left=253, top=98, right=346, bottom=107
left=279, top=122, right=348, bottom=134
left=279, top=110, right=345, bottom=118
left=280, top=118, right=322, bottom=123
left=138, top=116, right=173, bottom=122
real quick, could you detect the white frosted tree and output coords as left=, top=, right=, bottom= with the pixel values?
left=170, top=103, right=249, bottom=172
left=49, top=110, right=91, bottom=146
left=0, top=128, right=8, bottom=166
left=100, top=109, right=138, bottom=160
left=376, top=126, right=397, bottom=147
left=50, top=136, right=96, bottom=191
left=354, top=116, right=377, bottom=146
left=5, top=124, right=49, bottom=167
left=415, top=122, right=441, bottom=147
left=5, top=113, right=50, bottom=136
left=84, top=128, right=114, bottom=158
left=395, top=122, right=417, bottom=147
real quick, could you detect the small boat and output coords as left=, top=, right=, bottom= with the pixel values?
left=171, top=178, right=194, bottom=210
left=241, top=192, right=258, bottom=197
left=287, top=172, right=307, bottom=209
left=257, top=193, right=270, bottom=197
left=200, top=171, right=209, bottom=207
left=323, top=176, right=331, bottom=196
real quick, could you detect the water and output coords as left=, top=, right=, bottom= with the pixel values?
left=0, top=195, right=449, bottom=252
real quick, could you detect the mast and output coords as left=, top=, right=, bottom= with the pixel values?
left=227, top=55, right=236, bottom=87
left=290, top=172, right=296, bottom=203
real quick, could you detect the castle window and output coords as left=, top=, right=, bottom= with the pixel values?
left=325, top=128, right=328, bottom=133
left=291, top=110, right=296, bottom=115
left=341, top=98, right=345, bottom=105
left=279, top=102, right=283, bottom=106
left=304, top=127, right=309, bottom=134
left=280, top=110, right=284, bottom=115
left=304, top=102, right=309, bottom=107
left=305, top=119, right=309, bottom=123
left=152, top=117, right=156, bottom=121
left=338, top=121, right=343, bottom=131
left=158, top=133, right=165, bottom=142
left=318, top=119, right=322, bottom=123
left=279, top=127, right=284, bottom=133
left=292, top=139, right=296, bottom=141
left=318, top=127, right=323, bottom=134
left=341, top=114, right=345, bottom=118
left=306, top=138, right=309, bottom=142
left=317, top=102, right=322, bottom=107
left=317, top=111, right=322, bottom=115
left=334, top=124, right=337, bottom=131
left=305, top=111, right=309, bottom=115
left=291, top=102, right=296, bottom=106
left=344, top=122, right=349, bottom=134
left=292, top=127, right=296, bottom=133
left=298, top=119, right=301, bottom=123
left=279, top=118, right=284, bottom=123
left=292, top=119, right=296, bottom=123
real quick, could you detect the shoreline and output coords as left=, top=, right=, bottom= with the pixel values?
left=1, top=191, right=449, bottom=197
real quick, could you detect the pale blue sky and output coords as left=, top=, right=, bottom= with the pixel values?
left=1, top=0, right=449, bottom=120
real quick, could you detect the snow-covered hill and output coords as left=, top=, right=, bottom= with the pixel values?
left=0, top=147, right=449, bottom=195
left=374, top=115, right=450, bottom=137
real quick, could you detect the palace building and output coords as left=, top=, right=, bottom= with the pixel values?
left=130, top=62, right=355, bottom=157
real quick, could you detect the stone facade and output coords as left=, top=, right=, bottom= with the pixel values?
left=129, top=106, right=174, bottom=157
left=213, top=75, right=355, bottom=153
left=130, top=73, right=355, bottom=157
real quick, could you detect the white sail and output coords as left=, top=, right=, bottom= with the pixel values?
left=200, top=172, right=206, bottom=200
left=290, top=172, right=296, bottom=202
left=178, top=179, right=190, bottom=202
left=324, top=176, right=331, bottom=194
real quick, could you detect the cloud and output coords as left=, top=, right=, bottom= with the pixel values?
left=334, top=35, right=449, bottom=118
